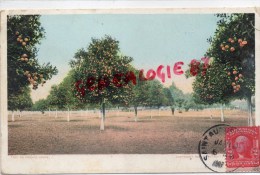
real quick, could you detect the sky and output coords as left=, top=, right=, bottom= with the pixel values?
left=31, top=14, right=219, bottom=102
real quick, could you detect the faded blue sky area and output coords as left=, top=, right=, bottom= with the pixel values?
left=31, top=14, right=219, bottom=102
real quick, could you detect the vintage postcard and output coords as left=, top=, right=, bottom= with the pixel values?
left=1, top=7, right=260, bottom=174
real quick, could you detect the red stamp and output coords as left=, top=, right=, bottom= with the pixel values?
left=226, top=126, right=260, bottom=168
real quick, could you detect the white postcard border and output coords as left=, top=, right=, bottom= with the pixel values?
left=1, top=7, right=260, bottom=174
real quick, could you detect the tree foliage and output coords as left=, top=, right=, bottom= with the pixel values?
left=189, top=14, right=255, bottom=105
left=8, top=15, right=58, bottom=110
left=162, top=87, right=174, bottom=107
left=71, top=35, right=135, bottom=105
left=46, top=70, right=86, bottom=110
left=168, top=82, right=184, bottom=108
left=32, top=99, right=48, bottom=112
left=146, top=80, right=165, bottom=108
left=191, top=60, right=231, bottom=105
left=8, top=86, right=33, bottom=111
left=129, top=70, right=150, bottom=107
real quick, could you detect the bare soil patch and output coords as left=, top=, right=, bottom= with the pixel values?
left=8, top=109, right=252, bottom=154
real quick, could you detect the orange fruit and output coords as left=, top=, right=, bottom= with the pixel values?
left=24, top=38, right=29, bottom=42
left=22, top=42, right=26, bottom=46
left=233, top=86, right=237, bottom=89
left=239, top=74, right=243, bottom=78
left=222, top=47, right=225, bottom=51
left=15, top=31, right=19, bottom=35
left=242, top=41, right=247, bottom=45
left=230, top=47, right=235, bottom=52
left=20, top=57, right=25, bottom=61
left=232, top=82, right=236, bottom=86
left=240, top=43, right=244, bottom=47
left=238, top=39, right=242, bottom=43
left=228, top=38, right=232, bottom=42
left=225, top=45, right=229, bottom=49
left=24, top=58, right=28, bottom=62
left=231, top=40, right=235, bottom=43
left=233, top=70, right=237, bottom=75
left=22, top=54, right=28, bottom=58
left=227, top=72, right=231, bottom=76
left=235, top=77, right=238, bottom=81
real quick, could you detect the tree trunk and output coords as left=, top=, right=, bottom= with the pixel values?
left=116, top=106, right=119, bottom=117
left=49, top=108, right=50, bottom=117
left=134, top=106, right=138, bottom=122
left=247, top=95, right=253, bottom=126
left=67, top=108, right=70, bottom=122
left=12, top=111, right=15, bottom=122
left=171, top=107, right=175, bottom=116
left=100, top=99, right=105, bottom=131
left=158, top=108, right=160, bottom=116
left=55, top=109, right=57, bottom=118
left=19, top=110, right=22, bottom=117
left=99, top=107, right=102, bottom=118
left=86, top=109, right=89, bottom=117
left=220, top=104, right=224, bottom=122
left=150, top=107, right=152, bottom=119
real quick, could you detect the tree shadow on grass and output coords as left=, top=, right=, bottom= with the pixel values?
left=68, top=120, right=89, bottom=122
left=8, top=124, right=23, bottom=128
left=73, top=125, right=99, bottom=130
left=106, top=125, right=129, bottom=131
left=51, top=119, right=88, bottom=122
left=73, top=124, right=129, bottom=131
left=126, top=119, right=155, bottom=123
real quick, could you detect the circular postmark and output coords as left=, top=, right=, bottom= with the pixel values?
left=198, top=124, right=230, bottom=172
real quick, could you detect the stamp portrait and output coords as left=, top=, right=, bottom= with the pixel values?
left=226, top=126, right=260, bottom=168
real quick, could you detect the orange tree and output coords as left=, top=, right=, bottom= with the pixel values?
left=46, top=70, right=86, bottom=110
left=32, top=99, right=48, bottom=113
left=128, top=69, right=150, bottom=121
left=70, top=35, right=135, bottom=130
left=129, top=72, right=173, bottom=121
left=187, top=59, right=231, bottom=121
left=162, top=87, right=174, bottom=108
left=8, top=86, right=33, bottom=119
left=168, top=82, right=185, bottom=111
left=187, top=14, right=255, bottom=125
left=15, top=86, right=33, bottom=113
left=146, top=80, right=165, bottom=110
left=58, top=70, right=87, bottom=110
left=47, top=85, right=66, bottom=110
left=8, top=15, right=57, bottom=112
